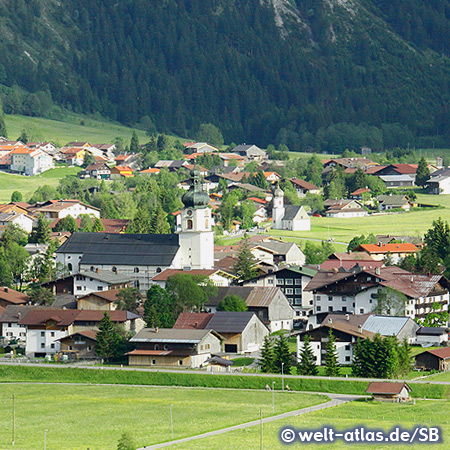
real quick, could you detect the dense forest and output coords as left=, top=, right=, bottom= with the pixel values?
left=1, top=0, right=450, bottom=148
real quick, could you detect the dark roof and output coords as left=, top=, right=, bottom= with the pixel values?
left=52, top=294, right=77, bottom=309
left=424, top=347, right=450, bottom=360
left=0, top=305, right=36, bottom=323
left=366, top=382, right=411, bottom=395
left=173, top=313, right=214, bottom=329
left=19, top=309, right=80, bottom=326
left=283, top=205, right=303, bottom=221
left=56, top=232, right=180, bottom=266
left=206, top=287, right=254, bottom=306
left=57, top=330, right=98, bottom=342
left=416, top=327, right=449, bottom=336
left=78, top=289, right=122, bottom=303
left=205, top=311, right=255, bottom=333
left=205, top=356, right=234, bottom=366
left=0, top=287, right=29, bottom=305
left=289, top=178, right=319, bottom=190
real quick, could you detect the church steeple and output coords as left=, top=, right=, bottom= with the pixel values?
left=182, top=169, right=209, bottom=209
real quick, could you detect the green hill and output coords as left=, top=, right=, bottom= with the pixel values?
left=1, top=0, right=450, bottom=148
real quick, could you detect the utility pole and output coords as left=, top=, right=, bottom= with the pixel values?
left=272, top=381, right=275, bottom=413
left=282, top=363, right=285, bottom=391
left=170, top=404, right=174, bottom=439
left=12, top=393, right=15, bottom=446
left=259, top=408, right=263, bottom=450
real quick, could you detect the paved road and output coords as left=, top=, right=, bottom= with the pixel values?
left=0, top=361, right=448, bottom=385
left=137, top=393, right=363, bottom=449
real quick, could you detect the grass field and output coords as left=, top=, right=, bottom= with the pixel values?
left=0, top=383, right=325, bottom=450
left=0, top=167, right=80, bottom=202
left=172, top=399, right=450, bottom=449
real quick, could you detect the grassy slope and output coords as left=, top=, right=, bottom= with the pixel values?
left=175, top=399, right=450, bottom=450
left=0, top=383, right=325, bottom=450
left=0, top=167, right=80, bottom=202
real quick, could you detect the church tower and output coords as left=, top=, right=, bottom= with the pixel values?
left=272, top=184, right=285, bottom=229
left=178, top=169, right=214, bottom=269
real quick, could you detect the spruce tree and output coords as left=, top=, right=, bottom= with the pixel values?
left=398, top=338, right=412, bottom=377
left=324, top=329, right=340, bottom=377
left=130, top=130, right=139, bottom=153
left=92, top=217, right=105, bottom=232
left=232, top=235, right=258, bottom=281
left=351, top=338, right=364, bottom=377
left=274, top=335, right=292, bottom=374
left=259, top=336, right=276, bottom=373
left=96, top=312, right=121, bottom=362
left=31, top=214, right=51, bottom=244
left=149, top=203, right=171, bottom=234
left=415, top=156, right=430, bottom=187
left=297, top=334, right=318, bottom=376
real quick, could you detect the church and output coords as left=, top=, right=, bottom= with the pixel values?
left=272, top=185, right=311, bottom=231
left=56, top=170, right=214, bottom=291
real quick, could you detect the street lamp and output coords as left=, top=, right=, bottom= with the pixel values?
left=44, top=429, right=48, bottom=450
left=170, top=404, right=174, bottom=439
left=281, top=362, right=285, bottom=391
left=272, top=381, right=275, bottom=413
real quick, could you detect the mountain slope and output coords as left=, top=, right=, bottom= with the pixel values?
left=1, top=0, right=450, bottom=147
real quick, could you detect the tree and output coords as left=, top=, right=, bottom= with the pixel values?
left=130, top=130, right=140, bottom=153
left=1, top=223, right=28, bottom=247
left=96, top=312, right=121, bottom=362
left=29, top=215, right=51, bottom=244
left=79, top=214, right=94, bottom=232
left=54, top=215, right=78, bottom=233
left=114, top=288, right=141, bottom=313
left=252, top=170, right=268, bottom=189
left=232, top=235, right=258, bottom=281
left=324, top=329, right=340, bottom=377
left=217, top=294, right=248, bottom=311
left=117, top=432, right=135, bottom=450
left=2, top=242, right=30, bottom=289
left=28, top=286, right=55, bottom=306
left=196, top=123, right=224, bottom=146
left=259, top=336, right=276, bottom=373
left=149, top=203, right=171, bottom=234
left=0, top=99, right=7, bottom=138
left=397, top=338, right=412, bottom=377
left=374, top=287, right=407, bottom=316
left=144, top=285, right=175, bottom=328
left=415, top=156, right=430, bottom=187
left=420, top=302, right=450, bottom=327
left=92, top=217, right=105, bottom=232
left=82, top=152, right=96, bottom=167
left=424, top=217, right=450, bottom=260
left=303, top=241, right=334, bottom=265
left=274, top=335, right=291, bottom=374
left=297, top=335, right=318, bottom=376
left=11, top=191, right=23, bottom=202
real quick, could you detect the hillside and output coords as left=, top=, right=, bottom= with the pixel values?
left=1, top=0, right=450, bottom=148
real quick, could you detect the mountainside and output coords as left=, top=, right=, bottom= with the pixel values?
left=1, top=0, right=450, bottom=148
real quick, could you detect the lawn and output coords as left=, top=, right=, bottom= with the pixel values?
left=0, top=167, right=80, bottom=202
left=172, top=399, right=450, bottom=449
left=0, top=383, right=326, bottom=450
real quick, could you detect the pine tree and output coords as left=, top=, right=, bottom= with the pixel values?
left=398, top=338, right=412, bottom=377
left=259, top=336, right=276, bottom=373
left=92, top=217, right=105, bottom=232
left=415, top=156, right=430, bottom=187
left=149, top=203, right=171, bottom=234
left=324, top=328, right=340, bottom=377
left=96, top=312, right=121, bottom=362
left=232, top=235, right=258, bottom=281
left=297, top=334, right=318, bottom=376
left=130, top=130, right=139, bottom=153
left=31, top=214, right=51, bottom=244
left=274, top=335, right=291, bottom=374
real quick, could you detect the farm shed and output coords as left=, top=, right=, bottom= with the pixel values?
left=366, top=382, right=411, bottom=402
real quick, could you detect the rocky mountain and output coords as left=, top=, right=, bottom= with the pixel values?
left=1, top=0, right=450, bottom=148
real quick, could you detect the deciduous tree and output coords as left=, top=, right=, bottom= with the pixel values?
left=217, top=294, right=248, bottom=312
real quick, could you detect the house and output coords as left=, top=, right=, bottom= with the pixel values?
left=30, top=199, right=100, bottom=220
left=154, top=160, right=189, bottom=171
left=243, top=266, right=318, bottom=319
left=377, top=194, right=412, bottom=212
left=415, top=327, right=449, bottom=346
left=231, top=144, right=267, bottom=161
left=76, top=289, right=122, bottom=310
left=289, top=178, right=320, bottom=197
left=354, top=243, right=419, bottom=264
left=115, top=154, right=140, bottom=168
left=375, top=163, right=417, bottom=177
left=81, top=163, right=111, bottom=180
left=111, top=165, right=133, bottom=177
left=205, top=311, right=269, bottom=353
left=272, top=186, right=310, bottom=231
left=9, top=147, right=54, bottom=175
left=205, top=286, right=294, bottom=332
left=366, top=382, right=411, bottom=402
left=427, top=168, right=450, bottom=195
left=0, top=305, right=35, bottom=345
left=378, top=174, right=416, bottom=188
left=218, top=153, right=245, bottom=167
left=59, top=147, right=87, bottom=165
left=128, top=328, right=222, bottom=368
left=71, top=310, right=144, bottom=335
left=56, top=170, right=215, bottom=289
left=415, top=347, right=450, bottom=372
left=0, top=287, right=29, bottom=308
left=184, top=142, right=218, bottom=154
left=324, top=199, right=368, bottom=218
left=320, top=252, right=384, bottom=271
left=151, top=268, right=235, bottom=288
left=375, top=235, right=424, bottom=247
left=140, top=168, right=160, bottom=175
left=56, top=330, right=98, bottom=359
left=204, top=356, right=234, bottom=372
left=349, top=188, right=371, bottom=200
left=0, top=211, right=34, bottom=233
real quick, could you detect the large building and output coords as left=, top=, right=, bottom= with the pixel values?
left=55, top=170, right=214, bottom=290
left=272, top=186, right=310, bottom=231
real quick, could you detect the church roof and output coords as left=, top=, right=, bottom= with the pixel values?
left=282, top=205, right=308, bottom=221
left=56, top=232, right=180, bottom=266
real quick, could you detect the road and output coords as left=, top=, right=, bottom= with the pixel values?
left=137, top=393, right=364, bottom=449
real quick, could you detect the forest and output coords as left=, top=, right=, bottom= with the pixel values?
left=1, top=0, right=450, bottom=148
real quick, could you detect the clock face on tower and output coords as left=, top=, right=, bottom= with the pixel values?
left=186, top=209, right=193, bottom=217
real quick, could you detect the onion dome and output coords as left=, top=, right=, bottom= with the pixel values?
left=182, top=169, right=209, bottom=209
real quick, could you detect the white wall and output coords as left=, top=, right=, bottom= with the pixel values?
left=26, top=328, right=67, bottom=357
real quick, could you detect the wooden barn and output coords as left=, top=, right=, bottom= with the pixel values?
left=366, top=382, right=411, bottom=402
left=415, top=347, right=450, bottom=372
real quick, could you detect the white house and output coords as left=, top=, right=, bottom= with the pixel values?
left=31, top=200, right=101, bottom=220
left=10, top=148, right=54, bottom=176
left=0, top=212, right=34, bottom=233
left=427, top=168, right=450, bottom=195
left=289, top=178, right=320, bottom=197
left=272, top=186, right=311, bottom=231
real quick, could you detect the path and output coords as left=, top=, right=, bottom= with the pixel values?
left=137, top=393, right=362, bottom=449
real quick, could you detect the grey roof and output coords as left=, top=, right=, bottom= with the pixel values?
left=130, top=328, right=214, bottom=343
left=205, top=356, right=234, bottom=366
left=0, top=212, right=15, bottom=221
left=378, top=175, right=415, bottom=182
left=362, top=315, right=409, bottom=336
left=253, top=240, right=298, bottom=256
left=0, top=305, right=41, bottom=323
left=78, top=271, right=133, bottom=284
left=283, top=205, right=309, bottom=221
left=416, top=327, right=449, bottom=336
left=52, top=294, right=77, bottom=309
left=205, top=311, right=255, bottom=333
left=206, top=287, right=255, bottom=306
left=57, top=232, right=180, bottom=266
left=231, top=145, right=266, bottom=156
left=377, top=195, right=409, bottom=206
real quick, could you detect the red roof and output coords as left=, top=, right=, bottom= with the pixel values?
left=426, top=347, right=450, bottom=360
left=320, top=260, right=384, bottom=271
left=358, top=243, right=419, bottom=254
left=350, top=188, right=371, bottom=196
left=392, top=164, right=418, bottom=174
left=248, top=197, right=267, bottom=205
left=366, top=382, right=410, bottom=395
left=173, top=313, right=214, bottom=330
left=0, top=287, right=29, bottom=305
left=290, top=178, right=319, bottom=190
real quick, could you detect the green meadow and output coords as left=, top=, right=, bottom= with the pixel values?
left=173, top=399, right=450, bottom=450
left=0, top=383, right=325, bottom=450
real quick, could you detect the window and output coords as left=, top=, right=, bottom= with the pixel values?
left=295, top=279, right=301, bottom=285
left=268, top=279, right=274, bottom=285
left=156, top=267, right=162, bottom=273
left=134, top=267, right=139, bottom=273
left=285, top=288, right=293, bottom=295
left=50, top=343, right=55, bottom=349
left=51, top=332, right=55, bottom=337
left=152, top=359, right=156, bottom=365
left=69, top=346, right=73, bottom=350
left=342, top=296, right=346, bottom=302
left=134, top=280, right=140, bottom=289
left=316, top=295, right=321, bottom=301
left=295, top=288, right=301, bottom=295
left=285, top=279, right=293, bottom=285
left=97, top=286, right=103, bottom=291
left=345, top=345, right=351, bottom=351
left=8, top=323, right=12, bottom=327
left=359, top=308, right=364, bottom=314
left=40, top=343, right=45, bottom=348
left=328, top=306, right=333, bottom=312
left=200, top=345, right=204, bottom=350
left=77, top=286, right=82, bottom=291
left=179, top=360, right=183, bottom=366
left=276, top=279, right=284, bottom=285
left=345, top=356, right=351, bottom=362
left=41, top=331, right=45, bottom=337
left=68, top=263, right=73, bottom=271
left=342, top=306, right=347, bottom=312
left=187, top=219, right=193, bottom=229
left=328, top=296, right=333, bottom=302
left=90, top=266, right=95, bottom=272
left=317, top=306, right=321, bottom=312
left=87, top=346, right=92, bottom=351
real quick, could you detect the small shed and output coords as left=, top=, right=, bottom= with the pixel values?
left=366, top=382, right=411, bottom=402
left=416, top=327, right=449, bottom=346
left=204, top=356, right=234, bottom=372
left=415, top=347, right=450, bottom=372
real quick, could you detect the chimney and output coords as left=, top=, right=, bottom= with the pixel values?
left=358, top=325, right=362, bottom=333
left=17, top=312, right=21, bottom=320
left=345, top=314, right=349, bottom=321
left=155, top=327, right=159, bottom=333
left=4, top=287, right=8, bottom=293
left=194, top=322, right=198, bottom=328
left=375, top=267, right=381, bottom=276
left=328, top=318, right=332, bottom=324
